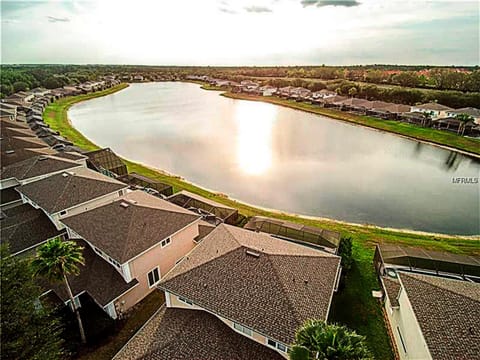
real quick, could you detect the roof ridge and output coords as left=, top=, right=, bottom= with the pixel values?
left=160, top=247, right=240, bottom=285
left=266, top=253, right=307, bottom=324
left=221, top=224, right=243, bottom=247
left=21, top=157, right=38, bottom=179
left=120, top=204, right=138, bottom=263
left=53, top=173, right=73, bottom=212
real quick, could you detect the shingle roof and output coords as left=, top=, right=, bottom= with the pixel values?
left=61, top=190, right=200, bottom=263
left=49, top=240, right=138, bottom=306
left=1, top=187, right=21, bottom=204
left=0, top=204, right=64, bottom=255
left=50, top=151, right=87, bottom=161
left=400, top=273, right=480, bottom=360
left=160, top=224, right=340, bottom=344
left=1, top=136, right=47, bottom=151
left=16, top=167, right=127, bottom=213
left=414, top=103, right=453, bottom=111
left=382, top=277, right=401, bottom=307
left=1, top=155, right=81, bottom=181
left=448, top=107, right=480, bottom=117
left=114, top=307, right=283, bottom=360
left=1, top=147, right=57, bottom=167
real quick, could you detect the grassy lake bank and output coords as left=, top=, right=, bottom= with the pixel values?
left=43, top=82, right=479, bottom=360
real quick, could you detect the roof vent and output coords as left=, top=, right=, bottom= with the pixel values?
left=304, top=279, right=309, bottom=284
left=246, top=249, right=260, bottom=258
left=120, top=202, right=129, bottom=208
left=62, top=173, right=69, bottom=177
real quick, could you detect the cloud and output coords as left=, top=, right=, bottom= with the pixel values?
left=244, top=5, right=272, bottom=13
left=219, top=7, right=237, bottom=14
left=301, top=0, right=360, bottom=7
left=47, top=16, right=70, bottom=23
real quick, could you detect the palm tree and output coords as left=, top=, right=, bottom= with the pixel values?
left=32, top=237, right=87, bottom=344
left=421, top=111, right=432, bottom=127
left=290, top=320, right=372, bottom=360
left=455, top=113, right=474, bottom=136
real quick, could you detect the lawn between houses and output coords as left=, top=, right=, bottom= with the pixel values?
left=44, top=83, right=480, bottom=360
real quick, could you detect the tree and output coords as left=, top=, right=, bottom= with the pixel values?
left=337, top=236, right=353, bottom=272
left=1, top=246, right=64, bottom=359
left=348, top=87, right=358, bottom=97
left=13, top=81, right=29, bottom=92
left=32, top=238, right=87, bottom=344
left=290, top=320, right=372, bottom=360
left=455, top=113, right=474, bottom=136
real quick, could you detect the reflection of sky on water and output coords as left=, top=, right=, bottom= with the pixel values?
left=70, top=82, right=480, bottom=235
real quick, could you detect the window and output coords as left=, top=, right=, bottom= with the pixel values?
left=267, top=338, right=288, bottom=353
left=161, top=238, right=171, bottom=248
left=147, top=267, right=160, bottom=287
left=178, top=296, right=193, bottom=306
left=267, top=339, right=276, bottom=347
left=233, top=322, right=252, bottom=337
left=397, top=327, right=407, bottom=354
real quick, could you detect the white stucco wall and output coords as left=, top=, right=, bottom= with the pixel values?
left=385, top=287, right=432, bottom=360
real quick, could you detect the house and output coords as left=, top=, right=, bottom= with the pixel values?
left=338, top=98, right=372, bottom=113
left=446, top=107, right=480, bottom=124
left=410, top=103, right=453, bottom=119
left=0, top=155, right=85, bottom=190
left=60, top=190, right=201, bottom=318
left=244, top=216, right=341, bottom=252
left=431, top=117, right=476, bottom=136
left=154, top=224, right=341, bottom=358
left=114, top=307, right=283, bottom=360
left=259, top=85, right=277, bottom=97
left=374, top=244, right=480, bottom=360
left=1, top=147, right=57, bottom=167
left=366, top=102, right=411, bottom=120
left=16, top=167, right=128, bottom=230
left=0, top=203, right=65, bottom=256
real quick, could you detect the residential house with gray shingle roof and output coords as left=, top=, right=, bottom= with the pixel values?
left=154, top=224, right=341, bottom=358
left=16, top=167, right=128, bottom=230
left=0, top=155, right=84, bottom=190
left=375, top=244, right=480, bottom=360
left=60, top=190, right=201, bottom=318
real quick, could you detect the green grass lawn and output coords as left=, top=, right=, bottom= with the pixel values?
left=44, top=83, right=480, bottom=360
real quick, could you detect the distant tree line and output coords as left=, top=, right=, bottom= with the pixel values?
left=1, top=65, right=479, bottom=108
left=218, top=66, right=480, bottom=92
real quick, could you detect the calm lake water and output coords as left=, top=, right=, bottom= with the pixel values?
left=69, top=82, right=480, bottom=235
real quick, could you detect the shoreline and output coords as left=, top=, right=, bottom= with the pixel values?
left=219, top=91, right=480, bottom=158
left=124, top=158, right=480, bottom=240
left=44, top=83, right=480, bottom=245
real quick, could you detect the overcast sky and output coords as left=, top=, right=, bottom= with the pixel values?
left=1, top=0, right=479, bottom=65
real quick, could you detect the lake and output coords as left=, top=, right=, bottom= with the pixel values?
left=69, top=82, right=480, bottom=235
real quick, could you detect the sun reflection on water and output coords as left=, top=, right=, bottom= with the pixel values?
left=235, top=102, right=277, bottom=176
